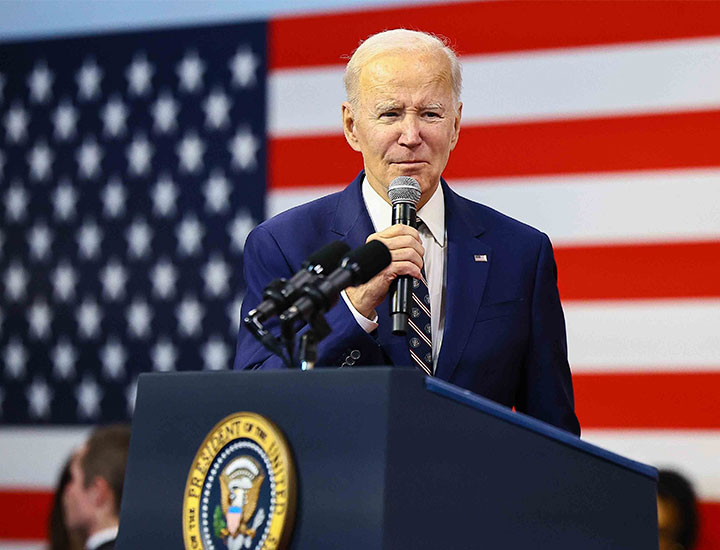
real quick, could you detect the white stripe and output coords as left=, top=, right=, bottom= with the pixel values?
left=451, top=168, right=720, bottom=246
left=566, top=299, right=720, bottom=372
left=408, top=318, right=432, bottom=348
left=269, top=38, right=720, bottom=136
left=583, top=429, right=720, bottom=501
left=409, top=349, right=432, bottom=376
left=0, top=542, right=45, bottom=550
left=460, top=37, right=720, bottom=124
left=411, top=293, right=431, bottom=319
left=2, top=429, right=717, bottom=503
left=266, top=185, right=345, bottom=219
left=0, top=427, right=90, bottom=488
left=1, top=426, right=718, bottom=509
left=267, top=168, right=720, bottom=245
left=269, top=65, right=346, bottom=137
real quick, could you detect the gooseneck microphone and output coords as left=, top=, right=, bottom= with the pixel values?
left=388, top=176, right=422, bottom=335
left=245, top=240, right=350, bottom=326
left=279, top=240, right=392, bottom=326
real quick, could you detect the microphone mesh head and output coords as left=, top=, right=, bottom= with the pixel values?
left=388, top=176, right=421, bottom=206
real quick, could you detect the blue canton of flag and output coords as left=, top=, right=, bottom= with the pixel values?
left=0, top=21, right=267, bottom=424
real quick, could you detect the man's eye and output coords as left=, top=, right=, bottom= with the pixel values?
left=423, top=111, right=441, bottom=118
left=380, top=112, right=398, bottom=118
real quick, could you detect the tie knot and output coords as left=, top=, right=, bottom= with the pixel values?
left=416, top=218, right=437, bottom=246
left=417, top=218, right=431, bottom=241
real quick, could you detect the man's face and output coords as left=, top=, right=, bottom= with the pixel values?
left=62, top=448, right=95, bottom=534
left=657, top=495, right=682, bottom=550
left=342, top=50, right=462, bottom=206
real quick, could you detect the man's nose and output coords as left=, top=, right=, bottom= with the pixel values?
left=398, top=115, right=422, bottom=147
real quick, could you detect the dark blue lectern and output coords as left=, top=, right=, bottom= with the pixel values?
left=117, top=367, right=658, bottom=549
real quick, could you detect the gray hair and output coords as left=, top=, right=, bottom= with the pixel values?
left=343, top=29, right=462, bottom=109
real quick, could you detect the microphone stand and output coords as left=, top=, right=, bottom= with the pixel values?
left=243, top=314, right=295, bottom=369
left=296, top=313, right=331, bottom=370
left=280, top=319, right=297, bottom=369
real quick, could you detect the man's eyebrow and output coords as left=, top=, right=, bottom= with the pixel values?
left=373, top=101, right=401, bottom=112
left=373, top=101, right=446, bottom=112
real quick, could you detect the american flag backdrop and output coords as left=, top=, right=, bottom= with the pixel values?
left=0, top=18, right=267, bottom=547
left=2, top=1, right=720, bottom=548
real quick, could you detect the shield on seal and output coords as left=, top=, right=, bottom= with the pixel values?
left=226, top=505, right=242, bottom=535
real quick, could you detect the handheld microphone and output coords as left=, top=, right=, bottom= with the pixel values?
left=388, top=176, right=421, bottom=335
left=245, top=240, right=350, bottom=325
left=279, top=240, right=392, bottom=326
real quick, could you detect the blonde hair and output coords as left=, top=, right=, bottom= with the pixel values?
left=344, top=29, right=462, bottom=109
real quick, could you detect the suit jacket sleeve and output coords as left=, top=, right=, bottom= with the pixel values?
left=516, top=234, right=581, bottom=435
left=233, top=225, right=388, bottom=370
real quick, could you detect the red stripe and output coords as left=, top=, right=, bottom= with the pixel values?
left=556, top=241, right=720, bottom=302
left=698, top=501, right=720, bottom=550
left=0, top=489, right=53, bottom=539
left=0, top=493, right=717, bottom=544
left=268, top=110, right=720, bottom=189
left=0, top=493, right=718, bottom=547
left=269, top=1, right=720, bottom=69
left=574, top=372, right=720, bottom=429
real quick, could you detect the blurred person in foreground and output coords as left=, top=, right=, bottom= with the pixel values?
left=658, top=469, right=699, bottom=550
left=234, top=29, right=580, bottom=435
left=63, top=425, right=131, bottom=550
left=48, top=458, right=85, bottom=550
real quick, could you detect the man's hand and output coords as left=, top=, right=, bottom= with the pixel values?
left=345, top=224, right=424, bottom=319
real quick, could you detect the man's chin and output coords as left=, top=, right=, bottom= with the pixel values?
left=367, top=166, right=437, bottom=195
left=386, top=166, right=432, bottom=185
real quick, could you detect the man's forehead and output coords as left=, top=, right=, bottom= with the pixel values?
left=72, top=444, right=88, bottom=463
left=358, top=51, right=452, bottom=90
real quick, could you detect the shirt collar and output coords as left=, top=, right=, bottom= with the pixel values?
left=86, top=525, right=118, bottom=550
left=361, top=177, right=445, bottom=247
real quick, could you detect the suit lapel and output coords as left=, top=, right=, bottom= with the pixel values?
left=329, top=172, right=373, bottom=248
left=330, top=176, right=493, bottom=372
left=435, top=182, right=491, bottom=381
left=330, top=172, right=412, bottom=367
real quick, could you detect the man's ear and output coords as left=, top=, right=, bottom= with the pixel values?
left=449, top=101, right=462, bottom=151
left=90, top=476, right=114, bottom=510
left=342, top=102, right=362, bottom=152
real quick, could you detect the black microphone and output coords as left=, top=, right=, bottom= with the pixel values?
left=388, top=176, right=421, bottom=335
left=245, top=240, right=350, bottom=325
left=279, top=240, right=392, bottom=326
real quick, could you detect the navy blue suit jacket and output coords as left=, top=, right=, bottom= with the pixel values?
left=234, top=172, right=580, bottom=435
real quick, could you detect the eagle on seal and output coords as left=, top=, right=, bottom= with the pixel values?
left=219, top=456, right=266, bottom=547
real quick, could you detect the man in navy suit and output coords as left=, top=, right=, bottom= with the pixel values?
left=234, top=29, right=580, bottom=435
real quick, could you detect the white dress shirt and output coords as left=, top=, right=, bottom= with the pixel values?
left=85, top=525, right=118, bottom=550
left=341, top=177, right=447, bottom=371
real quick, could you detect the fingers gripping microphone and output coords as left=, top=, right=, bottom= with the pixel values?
left=280, top=240, right=392, bottom=326
left=245, top=240, right=351, bottom=326
left=388, top=176, right=422, bottom=335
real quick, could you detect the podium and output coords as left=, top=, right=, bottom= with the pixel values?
left=117, top=367, right=658, bottom=549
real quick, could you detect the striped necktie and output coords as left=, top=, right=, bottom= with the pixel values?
left=407, top=260, right=433, bottom=376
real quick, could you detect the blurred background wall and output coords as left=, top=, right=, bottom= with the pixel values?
left=0, top=1, right=718, bottom=548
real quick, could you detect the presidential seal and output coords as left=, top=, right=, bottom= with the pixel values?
left=183, top=412, right=296, bottom=550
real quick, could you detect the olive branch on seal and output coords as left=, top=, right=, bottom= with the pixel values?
left=213, top=505, right=229, bottom=538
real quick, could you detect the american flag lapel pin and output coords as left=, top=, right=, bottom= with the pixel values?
left=474, top=254, right=488, bottom=262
